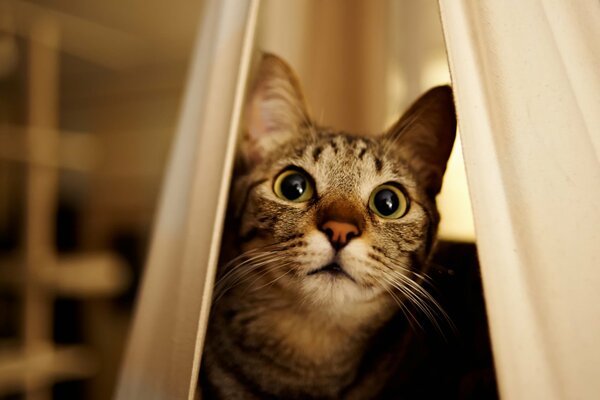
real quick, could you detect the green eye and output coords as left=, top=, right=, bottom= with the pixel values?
left=273, top=169, right=314, bottom=202
left=368, top=184, right=409, bottom=219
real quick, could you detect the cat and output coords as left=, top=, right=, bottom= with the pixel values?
left=199, top=53, right=457, bottom=399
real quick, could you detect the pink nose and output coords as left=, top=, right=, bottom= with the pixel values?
left=320, top=220, right=360, bottom=250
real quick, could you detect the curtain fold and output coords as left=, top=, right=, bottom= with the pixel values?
left=115, top=1, right=260, bottom=399
left=439, top=1, right=600, bottom=398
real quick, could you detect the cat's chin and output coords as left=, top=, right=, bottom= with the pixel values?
left=300, top=268, right=383, bottom=312
left=306, top=262, right=356, bottom=282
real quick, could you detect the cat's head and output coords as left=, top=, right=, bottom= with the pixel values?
left=227, top=53, right=455, bottom=312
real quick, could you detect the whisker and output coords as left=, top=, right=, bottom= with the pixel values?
left=384, top=268, right=455, bottom=339
left=215, top=237, right=301, bottom=285
left=377, top=278, right=423, bottom=332
left=372, top=249, right=456, bottom=339
left=217, top=252, right=278, bottom=282
left=379, top=253, right=436, bottom=287
left=214, top=256, right=289, bottom=301
left=366, top=261, right=426, bottom=329
left=212, top=236, right=307, bottom=304
left=251, top=263, right=296, bottom=292
left=241, top=260, right=295, bottom=293
left=382, top=271, right=435, bottom=324
left=377, top=263, right=443, bottom=320
left=214, top=253, right=284, bottom=295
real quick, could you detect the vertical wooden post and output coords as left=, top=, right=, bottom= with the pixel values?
left=23, top=17, right=60, bottom=400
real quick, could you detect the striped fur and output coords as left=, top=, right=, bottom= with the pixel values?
left=200, top=54, right=456, bottom=399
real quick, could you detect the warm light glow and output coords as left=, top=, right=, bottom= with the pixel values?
left=421, top=53, right=475, bottom=241
left=437, top=133, right=475, bottom=241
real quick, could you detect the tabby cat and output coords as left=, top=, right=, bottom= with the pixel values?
left=200, top=53, right=457, bottom=399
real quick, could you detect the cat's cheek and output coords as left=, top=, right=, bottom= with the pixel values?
left=337, top=239, right=370, bottom=275
left=300, top=230, right=335, bottom=270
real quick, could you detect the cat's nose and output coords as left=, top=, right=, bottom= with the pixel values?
left=320, top=220, right=360, bottom=250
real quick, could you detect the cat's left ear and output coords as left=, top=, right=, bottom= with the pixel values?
left=241, top=53, right=310, bottom=166
left=384, top=85, right=457, bottom=196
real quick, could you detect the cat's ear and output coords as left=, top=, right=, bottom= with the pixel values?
left=241, top=53, right=310, bottom=165
left=384, top=85, right=456, bottom=196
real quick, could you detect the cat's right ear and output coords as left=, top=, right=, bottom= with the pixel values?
left=383, top=86, right=456, bottom=197
left=240, top=53, right=310, bottom=166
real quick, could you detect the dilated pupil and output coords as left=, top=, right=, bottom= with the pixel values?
left=281, top=174, right=306, bottom=200
left=374, top=189, right=399, bottom=216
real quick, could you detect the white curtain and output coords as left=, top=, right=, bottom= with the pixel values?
left=439, top=1, right=600, bottom=399
left=115, top=1, right=259, bottom=399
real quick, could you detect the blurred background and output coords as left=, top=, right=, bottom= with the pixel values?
left=0, top=1, right=478, bottom=399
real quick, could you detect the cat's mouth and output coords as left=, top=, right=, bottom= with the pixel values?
left=307, top=262, right=356, bottom=282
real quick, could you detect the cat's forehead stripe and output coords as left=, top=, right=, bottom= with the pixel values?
left=312, top=146, right=323, bottom=162
left=357, top=147, right=367, bottom=160
left=374, top=157, right=383, bottom=173
left=330, top=140, right=338, bottom=154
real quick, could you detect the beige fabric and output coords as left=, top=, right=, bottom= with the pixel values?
left=115, top=1, right=260, bottom=399
left=439, top=1, right=600, bottom=398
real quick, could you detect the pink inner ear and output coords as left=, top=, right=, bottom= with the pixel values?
left=244, top=96, right=274, bottom=165
left=247, top=92, right=284, bottom=142
left=242, top=55, right=311, bottom=166
left=247, top=97, right=268, bottom=141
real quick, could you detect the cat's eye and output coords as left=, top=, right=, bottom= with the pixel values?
left=369, top=184, right=409, bottom=219
left=273, top=169, right=314, bottom=202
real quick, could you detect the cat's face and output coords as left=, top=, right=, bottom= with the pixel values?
left=225, top=54, right=455, bottom=312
